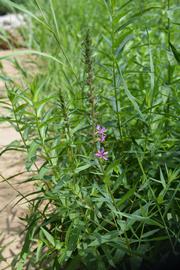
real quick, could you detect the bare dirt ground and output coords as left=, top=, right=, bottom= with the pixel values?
left=0, top=50, right=35, bottom=269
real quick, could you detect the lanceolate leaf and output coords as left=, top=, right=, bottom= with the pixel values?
left=169, top=42, right=180, bottom=64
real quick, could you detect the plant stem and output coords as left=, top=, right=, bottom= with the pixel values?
left=58, top=89, right=74, bottom=164
left=84, top=30, right=96, bottom=144
left=167, top=0, right=171, bottom=85
left=110, top=3, right=122, bottom=138
left=166, top=0, right=171, bottom=132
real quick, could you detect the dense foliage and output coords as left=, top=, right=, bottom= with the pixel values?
left=0, top=0, right=179, bottom=269
left=0, top=0, right=26, bottom=14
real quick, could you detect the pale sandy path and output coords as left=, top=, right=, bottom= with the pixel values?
left=0, top=50, right=36, bottom=269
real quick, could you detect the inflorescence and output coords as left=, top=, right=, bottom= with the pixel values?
left=95, top=125, right=108, bottom=160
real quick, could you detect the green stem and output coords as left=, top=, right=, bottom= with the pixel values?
left=167, top=0, right=171, bottom=85
left=59, top=89, right=75, bottom=165
left=110, top=4, right=122, bottom=138
left=166, top=0, right=171, bottom=132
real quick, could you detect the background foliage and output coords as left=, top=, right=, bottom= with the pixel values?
left=0, top=0, right=180, bottom=269
left=0, top=0, right=26, bottom=14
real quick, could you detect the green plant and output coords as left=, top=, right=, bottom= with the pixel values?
left=0, top=0, right=179, bottom=269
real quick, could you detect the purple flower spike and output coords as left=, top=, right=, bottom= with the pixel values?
left=95, top=148, right=108, bottom=160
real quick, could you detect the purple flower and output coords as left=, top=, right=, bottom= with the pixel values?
left=95, top=148, right=108, bottom=160
left=96, top=125, right=107, bottom=135
left=96, top=125, right=101, bottom=130
left=98, top=134, right=106, bottom=142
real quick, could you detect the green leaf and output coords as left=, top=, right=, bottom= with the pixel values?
left=159, top=168, right=166, bottom=189
left=41, top=227, right=55, bottom=247
left=169, top=42, right=180, bottom=64
left=75, top=164, right=92, bottom=174
left=103, top=160, right=120, bottom=184
left=115, top=34, right=134, bottom=57
left=36, top=240, right=43, bottom=263
left=116, top=188, right=135, bottom=207
left=141, top=229, right=159, bottom=239
left=65, top=223, right=81, bottom=252
left=14, top=103, right=27, bottom=113
left=26, top=141, right=39, bottom=171
left=0, top=49, right=64, bottom=66
left=89, top=231, right=119, bottom=247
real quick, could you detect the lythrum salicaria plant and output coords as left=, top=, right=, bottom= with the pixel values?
left=0, top=0, right=179, bottom=269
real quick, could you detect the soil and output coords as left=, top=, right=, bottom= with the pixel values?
left=0, top=50, right=36, bottom=269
